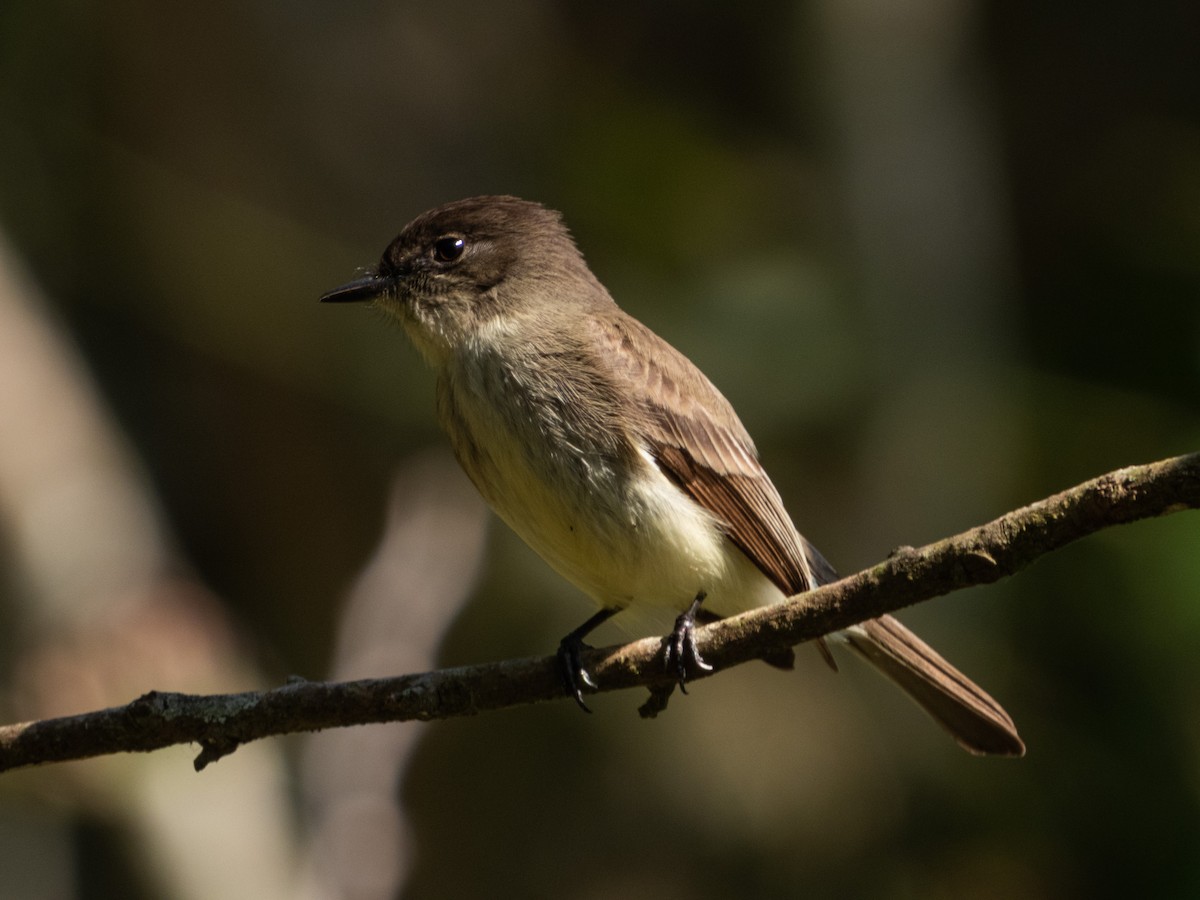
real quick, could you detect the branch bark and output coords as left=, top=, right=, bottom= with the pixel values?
left=1, top=453, right=1197, bottom=774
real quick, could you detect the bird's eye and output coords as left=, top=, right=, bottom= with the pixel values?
left=432, top=236, right=466, bottom=263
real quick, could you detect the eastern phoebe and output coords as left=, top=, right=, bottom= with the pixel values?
left=321, top=195, right=1024, bottom=757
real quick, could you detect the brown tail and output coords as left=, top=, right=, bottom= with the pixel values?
left=842, top=615, right=1025, bottom=757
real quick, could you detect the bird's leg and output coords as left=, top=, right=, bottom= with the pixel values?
left=557, top=608, right=618, bottom=712
left=665, top=591, right=714, bottom=692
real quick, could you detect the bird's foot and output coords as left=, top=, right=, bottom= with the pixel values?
left=556, top=608, right=617, bottom=713
left=664, top=592, right=714, bottom=693
left=557, top=634, right=599, bottom=713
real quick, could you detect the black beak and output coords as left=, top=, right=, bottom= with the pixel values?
left=319, top=274, right=389, bottom=304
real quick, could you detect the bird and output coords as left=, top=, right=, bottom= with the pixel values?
left=320, top=195, right=1024, bottom=757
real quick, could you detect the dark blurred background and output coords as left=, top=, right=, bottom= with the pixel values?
left=1, top=2, right=1198, bottom=899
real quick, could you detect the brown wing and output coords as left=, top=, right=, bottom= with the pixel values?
left=590, top=315, right=1023, bottom=753
left=594, top=314, right=824, bottom=597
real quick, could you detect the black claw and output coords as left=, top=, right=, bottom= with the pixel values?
left=556, top=608, right=618, bottom=712
left=664, top=592, right=714, bottom=692
left=557, top=636, right=595, bottom=712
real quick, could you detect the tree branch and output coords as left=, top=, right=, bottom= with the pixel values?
left=1, top=453, right=1197, bottom=774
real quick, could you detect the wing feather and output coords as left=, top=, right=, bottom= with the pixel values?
left=594, top=315, right=825, bottom=597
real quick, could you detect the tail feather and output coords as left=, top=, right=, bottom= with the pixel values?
left=842, top=615, right=1024, bottom=757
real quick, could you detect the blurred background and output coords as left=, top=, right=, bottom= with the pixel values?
left=1, top=2, right=1198, bottom=898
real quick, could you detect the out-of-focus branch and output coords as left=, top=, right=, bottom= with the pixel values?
left=0, top=234, right=319, bottom=899
left=301, top=452, right=488, bottom=900
left=0, top=452, right=1195, bottom=773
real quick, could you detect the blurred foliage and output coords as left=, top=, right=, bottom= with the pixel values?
left=1, top=1, right=1199, bottom=899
